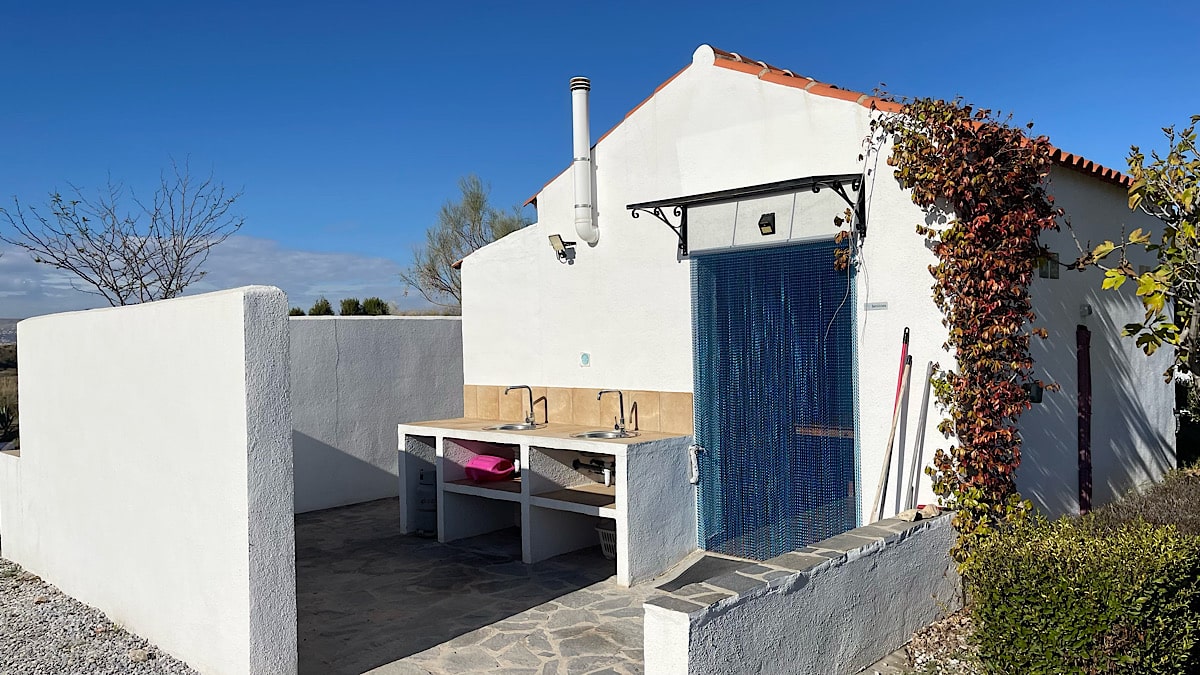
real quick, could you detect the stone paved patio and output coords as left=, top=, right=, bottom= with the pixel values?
left=296, top=499, right=659, bottom=675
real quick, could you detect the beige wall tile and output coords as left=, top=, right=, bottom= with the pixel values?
left=544, top=387, right=572, bottom=425
left=571, top=387, right=603, bottom=428
left=626, top=391, right=661, bottom=432
left=660, top=391, right=694, bottom=435
left=463, top=385, right=479, bottom=418
left=477, top=385, right=500, bottom=420
left=498, top=386, right=527, bottom=422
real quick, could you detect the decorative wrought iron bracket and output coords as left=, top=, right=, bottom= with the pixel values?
left=630, top=205, right=688, bottom=256
left=627, top=173, right=867, bottom=258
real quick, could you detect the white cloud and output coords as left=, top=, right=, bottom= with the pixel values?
left=0, top=247, right=106, bottom=318
left=0, top=235, right=434, bottom=319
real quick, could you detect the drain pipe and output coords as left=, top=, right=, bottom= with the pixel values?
left=571, top=76, right=599, bottom=245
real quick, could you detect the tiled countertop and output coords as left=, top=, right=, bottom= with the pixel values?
left=398, top=417, right=691, bottom=455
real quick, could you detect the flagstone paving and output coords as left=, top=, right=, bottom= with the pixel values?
left=296, top=499, right=658, bottom=675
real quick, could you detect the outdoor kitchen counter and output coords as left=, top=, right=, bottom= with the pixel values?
left=398, top=417, right=688, bottom=455
left=397, top=418, right=697, bottom=586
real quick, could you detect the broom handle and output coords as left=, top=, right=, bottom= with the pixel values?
left=893, top=328, right=910, bottom=412
left=871, top=357, right=912, bottom=523
left=906, top=361, right=935, bottom=510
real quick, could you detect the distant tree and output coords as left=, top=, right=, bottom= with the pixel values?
left=309, top=297, right=334, bottom=316
left=400, top=175, right=530, bottom=312
left=0, top=159, right=242, bottom=306
left=288, top=307, right=305, bottom=316
left=362, top=297, right=389, bottom=315
left=339, top=298, right=364, bottom=315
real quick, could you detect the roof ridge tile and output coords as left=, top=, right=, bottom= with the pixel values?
left=709, top=46, right=1129, bottom=187
left=524, top=46, right=1130, bottom=206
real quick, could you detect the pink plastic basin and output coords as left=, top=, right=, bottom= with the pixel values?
left=464, top=455, right=515, bottom=482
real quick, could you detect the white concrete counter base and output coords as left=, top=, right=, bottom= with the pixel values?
left=398, top=417, right=697, bottom=587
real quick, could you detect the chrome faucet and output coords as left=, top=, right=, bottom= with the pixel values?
left=504, top=385, right=536, bottom=425
left=598, top=390, right=626, bottom=432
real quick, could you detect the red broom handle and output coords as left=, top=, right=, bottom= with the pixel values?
left=893, top=327, right=910, bottom=413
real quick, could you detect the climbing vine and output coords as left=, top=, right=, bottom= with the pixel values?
left=872, top=98, right=1061, bottom=565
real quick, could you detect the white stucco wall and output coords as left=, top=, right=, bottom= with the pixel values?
left=0, top=287, right=296, bottom=675
left=290, top=316, right=463, bottom=513
left=644, top=516, right=960, bottom=674
left=462, top=43, right=1174, bottom=525
left=1019, top=169, right=1175, bottom=514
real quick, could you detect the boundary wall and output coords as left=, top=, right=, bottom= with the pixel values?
left=290, top=316, right=463, bottom=513
left=0, top=286, right=296, bottom=675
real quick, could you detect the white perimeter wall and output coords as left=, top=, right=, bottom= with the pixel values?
left=290, top=316, right=463, bottom=513
left=0, top=287, right=296, bottom=675
left=644, top=516, right=960, bottom=674
left=462, top=44, right=1174, bottom=521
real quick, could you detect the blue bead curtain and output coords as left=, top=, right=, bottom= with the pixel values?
left=692, top=241, right=859, bottom=560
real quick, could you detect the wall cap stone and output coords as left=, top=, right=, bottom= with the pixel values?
left=642, top=513, right=955, bottom=618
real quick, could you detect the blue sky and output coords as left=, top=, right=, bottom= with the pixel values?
left=1, top=0, right=1197, bottom=317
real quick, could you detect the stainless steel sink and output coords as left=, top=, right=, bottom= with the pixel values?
left=483, top=422, right=543, bottom=431
left=571, top=429, right=639, bottom=439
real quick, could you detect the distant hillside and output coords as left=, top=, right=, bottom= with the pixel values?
left=0, top=319, right=15, bottom=345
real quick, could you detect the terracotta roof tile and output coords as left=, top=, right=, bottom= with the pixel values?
left=524, top=46, right=1129, bottom=206
left=708, top=47, right=1130, bottom=187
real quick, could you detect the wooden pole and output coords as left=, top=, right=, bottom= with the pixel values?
left=905, top=361, right=935, bottom=510
left=871, top=356, right=912, bottom=523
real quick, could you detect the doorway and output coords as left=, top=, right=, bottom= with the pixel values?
left=691, top=241, right=858, bottom=560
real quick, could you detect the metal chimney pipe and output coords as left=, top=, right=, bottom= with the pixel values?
left=570, top=76, right=599, bottom=244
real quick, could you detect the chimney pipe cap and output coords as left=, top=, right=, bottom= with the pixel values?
left=569, top=77, right=591, bottom=91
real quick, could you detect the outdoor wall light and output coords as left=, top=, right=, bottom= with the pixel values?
left=758, top=213, right=776, bottom=236
left=548, top=234, right=577, bottom=262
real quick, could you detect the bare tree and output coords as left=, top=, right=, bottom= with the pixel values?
left=401, top=175, right=530, bottom=311
left=0, top=159, right=243, bottom=306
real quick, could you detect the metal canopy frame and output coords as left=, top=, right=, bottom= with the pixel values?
left=626, top=173, right=866, bottom=257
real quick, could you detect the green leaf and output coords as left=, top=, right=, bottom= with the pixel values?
left=1146, top=292, right=1167, bottom=314
left=1136, top=273, right=1160, bottom=296
left=1128, top=178, right=1146, bottom=210
left=1092, top=241, right=1116, bottom=259
left=1102, top=268, right=1127, bottom=290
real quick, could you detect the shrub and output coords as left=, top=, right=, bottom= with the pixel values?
left=966, top=516, right=1200, bottom=674
left=339, top=298, right=363, bottom=316
left=1090, top=469, right=1200, bottom=537
left=288, top=307, right=305, bottom=316
left=309, top=297, right=333, bottom=316
left=362, top=297, right=389, bottom=316
left=0, top=403, right=15, bottom=439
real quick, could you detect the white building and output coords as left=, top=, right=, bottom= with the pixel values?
left=460, top=44, right=1174, bottom=560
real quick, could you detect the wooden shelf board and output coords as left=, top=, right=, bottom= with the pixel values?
left=793, top=425, right=855, bottom=439
left=445, top=476, right=522, bottom=500
left=533, top=483, right=616, bottom=509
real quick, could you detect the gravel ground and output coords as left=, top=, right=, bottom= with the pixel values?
left=0, top=557, right=197, bottom=675
left=905, top=610, right=981, bottom=674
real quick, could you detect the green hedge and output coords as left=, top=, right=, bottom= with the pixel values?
left=966, top=516, right=1200, bottom=674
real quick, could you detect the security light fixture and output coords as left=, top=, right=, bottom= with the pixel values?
left=758, top=213, right=776, bottom=236
left=549, top=234, right=577, bottom=261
